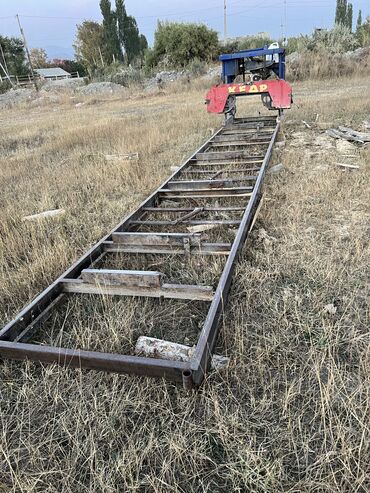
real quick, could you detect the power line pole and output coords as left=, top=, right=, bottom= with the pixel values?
left=16, top=14, right=38, bottom=91
left=0, top=43, right=10, bottom=77
left=283, top=0, right=287, bottom=46
left=0, top=60, right=16, bottom=88
left=224, top=0, right=227, bottom=43
left=0, top=43, right=15, bottom=88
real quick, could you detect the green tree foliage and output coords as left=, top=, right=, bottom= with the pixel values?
left=74, top=21, right=105, bottom=72
left=306, top=24, right=358, bottom=53
left=51, top=58, right=87, bottom=77
left=238, top=35, right=273, bottom=51
left=347, top=2, right=353, bottom=31
left=115, top=0, right=147, bottom=65
left=29, top=48, right=48, bottom=68
left=100, top=0, right=122, bottom=62
left=139, top=34, right=148, bottom=54
left=147, top=22, right=218, bottom=68
left=0, top=36, right=27, bottom=76
left=115, top=0, right=127, bottom=58
left=356, top=16, right=370, bottom=46
left=356, top=10, right=362, bottom=31
left=335, top=0, right=353, bottom=30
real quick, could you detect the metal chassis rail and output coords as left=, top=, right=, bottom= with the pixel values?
left=0, top=116, right=280, bottom=388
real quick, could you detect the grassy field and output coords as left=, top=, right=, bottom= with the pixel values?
left=0, top=75, right=369, bottom=492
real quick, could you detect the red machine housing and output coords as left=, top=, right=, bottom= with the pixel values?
left=206, top=79, right=293, bottom=114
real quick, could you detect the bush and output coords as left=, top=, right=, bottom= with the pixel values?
left=92, top=61, right=145, bottom=86
left=286, top=35, right=310, bottom=54
left=0, top=80, right=12, bottom=94
left=306, top=24, right=359, bottom=54
left=287, top=50, right=370, bottom=81
left=357, top=16, right=370, bottom=47
left=217, top=36, right=274, bottom=56
left=188, top=58, right=207, bottom=77
left=146, top=22, right=218, bottom=69
left=238, top=35, right=274, bottom=51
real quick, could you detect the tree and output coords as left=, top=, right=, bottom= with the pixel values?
left=100, top=0, right=122, bottom=62
left=346, top=2, right=353, bottom=31
left=335, top=0, right=353, bottom=29
left=147, top=22, right=218, bottom=68
left=30, top=48, right=48, bottom=68
left=74, top=21, right=105, bottom=72
left=139, top=34, right=148, bottom=56
left=356, top=16, right=370, bottom=47
left=51, top=58, right=87, bottom=77
left=0, top=36, right=27, bottom=76
left=356, top=10, right=362, bottom=31
left=115, top=0, right=127, bottom=55
left=123, top=15, right=141, bottom=64
left=116, top=0, right=146, bottom=64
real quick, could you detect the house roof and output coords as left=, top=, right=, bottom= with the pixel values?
left=35, top=67, right=71, bottom=77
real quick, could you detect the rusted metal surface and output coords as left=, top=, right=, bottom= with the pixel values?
left=0, top=115, right=280, bottom=387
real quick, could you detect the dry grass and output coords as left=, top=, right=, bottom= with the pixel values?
left=0, top=75, right=369, bottom=492
left=288, top=50, right=370, bottom=81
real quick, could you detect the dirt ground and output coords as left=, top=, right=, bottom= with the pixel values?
left=0, top=75, right=369, bottom=492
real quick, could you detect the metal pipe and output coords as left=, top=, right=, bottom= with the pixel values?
left=182, top=370, right=194, bottom=391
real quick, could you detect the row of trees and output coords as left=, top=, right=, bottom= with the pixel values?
left=74, top=0, right=147, bottom=73
left=335, top=0, right=354, bottom=30
left=334, top=0, right=367, bottom=38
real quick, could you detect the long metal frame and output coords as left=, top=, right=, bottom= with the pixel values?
left=0, top=116, right=279, bottom=387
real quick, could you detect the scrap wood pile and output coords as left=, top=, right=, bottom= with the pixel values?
left=326, top=124, right=370, bottom=145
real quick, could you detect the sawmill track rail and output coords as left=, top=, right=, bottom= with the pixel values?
left=0, top=115, right=280, bottom=388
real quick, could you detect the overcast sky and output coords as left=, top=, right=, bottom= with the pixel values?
left=0, top=0, right=368, bottom=59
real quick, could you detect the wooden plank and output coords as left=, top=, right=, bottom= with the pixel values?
left=338, top=126, right=370, bottom=142
left=142, top=206, right=245, bottom=212
left=62, top=279, right=214, bottom=301
left=159, top=191, right=253, bottom=199
left=81, top=269, right=163, bottom=288
left=104, top=241, right=231, bottom=256
left=160, top=186, right=253, bottom=196
left=112, top=231, right=201, bottom=247
left=23, top=209, right=65, bottom=222
left=130, top=219, right=241, bottom=226
left=189, top=157, right=264, bottom=166
left=335, top=162, right=359, bottom=169
left=184, top=168, right=260, bottom=176
left=326, top=128, right=364, bottom=143
left=187, top=224, right=219, bottom=233
left=135, top=336, right=229, bottom=370
left=167, top=177, right=256, bottom=190
left=196, top=151, right=267, bottom=161
left=209, top=141, right=271, bottom=148
left=212, top=134, right=273, bottom=143
left=172, top=207, right=203, bottom=224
